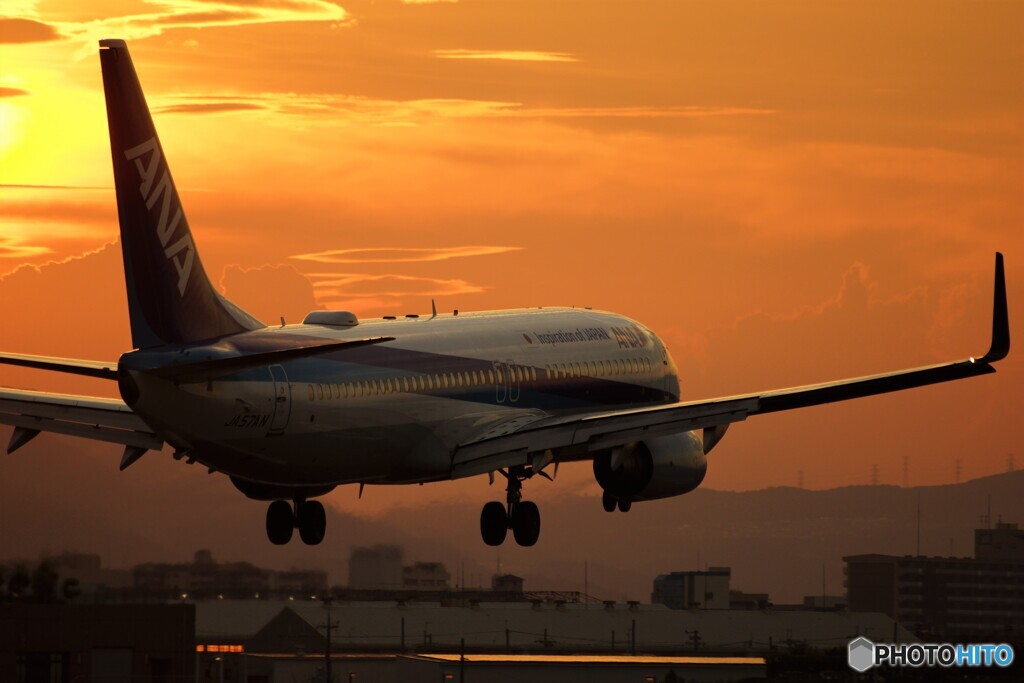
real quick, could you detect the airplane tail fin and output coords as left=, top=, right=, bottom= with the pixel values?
left=99, top=39, right=264, bottom=349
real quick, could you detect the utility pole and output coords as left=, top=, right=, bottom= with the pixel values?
left=321, top=597, right=337, bottom=683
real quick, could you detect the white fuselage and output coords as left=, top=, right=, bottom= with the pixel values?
left=122, top=308, right=681, bottom=487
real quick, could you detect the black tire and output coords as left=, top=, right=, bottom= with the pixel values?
left=298, top=500, right=327, bottom=545
left=266, top=500, right=294, bottom=545
left=480, top=501, right=508, bottom=546
left=512, top=501, right=541, bottom=547
left=617, top=497, right=632, bottom=513
left=602, top=490, right=617, bottom=512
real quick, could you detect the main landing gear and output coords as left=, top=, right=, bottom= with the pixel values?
left=480, top=466, right=542, bottom=547
left=266, top=498, right=327, bottom=545
left=601, top=490, right=632, bottom=513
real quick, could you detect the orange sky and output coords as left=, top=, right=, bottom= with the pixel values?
left=1, top=1, right=1023, bottom=512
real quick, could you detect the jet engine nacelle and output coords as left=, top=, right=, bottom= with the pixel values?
left=593, top=431, right=707, bottom=502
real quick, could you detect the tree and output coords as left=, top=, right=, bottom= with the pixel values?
left=30, top=561, right=59, bottom=602
left=8, top=564, right=30, bottom=598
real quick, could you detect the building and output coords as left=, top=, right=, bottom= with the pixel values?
left=845, top=521, right=1024, bottom=643
left=976, top=521, right=1024, bottom=561
left=402, top=562, right=450, bottom=590
left=132, top=550, right=327, bottom=600
left=652, top=567, right=731, bottom=609
left=728, top=590, right=770, bottom=611
left=348, top=545, right=403, bottom=590
left=0, top=604, right=194, bottom=682
left=492, top=574, right=525, bottom=594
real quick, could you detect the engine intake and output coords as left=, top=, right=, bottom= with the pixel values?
left=593, top=432, right=707, bottom=502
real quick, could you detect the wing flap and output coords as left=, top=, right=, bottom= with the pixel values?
left=452, top=397, right=757, bottom=478
left=0, top=388, right=162, bottom=452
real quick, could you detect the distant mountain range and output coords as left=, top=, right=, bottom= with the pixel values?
left=2, top=437, right=1021, bottom=605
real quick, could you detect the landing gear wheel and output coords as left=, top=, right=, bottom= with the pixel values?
left=512, top=501, right=541, bottom=547
left=602, top=491, right=617, bottom=512
left=297, top=500, right=327, bottom=545
left=266, top=500, right=294, bottom=545
left=617, top=497, right=632, bottom=513
left=480, top=501, right=508, bottom=546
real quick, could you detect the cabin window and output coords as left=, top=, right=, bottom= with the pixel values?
left=495, top=368, right=504, bottom=384
left=530, top=367, right=537, bottom=381
left=488, top=369, right=495, bottom=384
left=315, top=384, right=323, bottom=400
left=307, top=385, right=314, bottom=401
left=442, top=374, right=449, bottom=389
left=401, top=377, right=409, bottom=392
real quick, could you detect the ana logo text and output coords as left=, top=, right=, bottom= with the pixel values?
left=124, top=137, right=194, bottom=297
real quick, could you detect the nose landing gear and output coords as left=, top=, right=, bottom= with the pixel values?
left=266, top=498, right=326, bottom=545
left=480, top=466, right=542, bottom=547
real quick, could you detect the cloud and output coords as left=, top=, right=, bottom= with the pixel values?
left=154, top=102, right=268, bottom=115
left=523, top=105, right=778, bottom=119
left=0, top=87, right=30, bottom=98
left=0, top=18, right=61, bottom=44
left=0, top=237, right=51, bottom=259
left=148, top=93, right=520, bottom=125
left=0, top=183, right=109, bottom=190
left=291, top=246, right=522, bottom=264
left=434, top=49, right=578, bottom=63
left=15, top=0, right=349, bottom=51
left=309, top=273, right=487, bottom=298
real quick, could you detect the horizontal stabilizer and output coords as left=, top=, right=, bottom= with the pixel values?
left=0, top=352, right=118, bottom=380
left=146, top=336, right=395, bottom=380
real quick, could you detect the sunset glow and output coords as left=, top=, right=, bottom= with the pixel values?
left=0, top=1, right=1021, bottom=504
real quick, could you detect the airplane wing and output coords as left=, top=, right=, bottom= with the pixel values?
left=452, top=252, right=1009, bottom=479
left=0, top=388, right=163, bottom=469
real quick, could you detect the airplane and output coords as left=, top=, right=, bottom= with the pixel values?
left=0, top=39, right=1010, bottom=547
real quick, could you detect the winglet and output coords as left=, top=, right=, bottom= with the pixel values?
left=981, top=252, right=1010, bottom=363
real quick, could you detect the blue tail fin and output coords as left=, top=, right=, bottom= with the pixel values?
left=99, top=39, right=264, bottom=348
